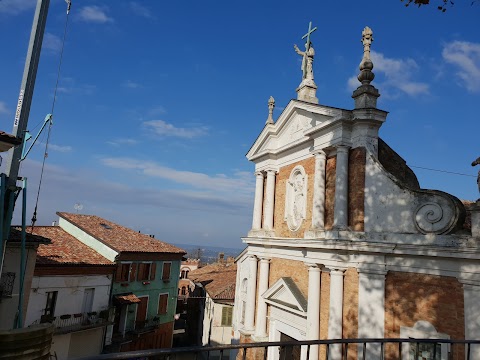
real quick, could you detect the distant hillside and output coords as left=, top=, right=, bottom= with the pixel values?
left=174, top=243, right=244, bottom=264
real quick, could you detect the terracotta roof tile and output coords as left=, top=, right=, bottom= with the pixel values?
left=29, top=226, right=114, bottom=266
left=189, top=262, right=237, bottom=300
left=9, top=227, right=51, bottom=244
left=57, top=212, right=186, bottom=254
left=114, top=293, right=141, bottom=305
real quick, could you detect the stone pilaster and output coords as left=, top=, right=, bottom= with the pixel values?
left=245, top=255, right=258, bottom=332
left=333, top=146, right=349, bottom=230
left=463, top=282, right=480, bottom=359
left=252, top=171, right=265, bottom=230
left=357, top=268, right=387, bottom=360
left=311, top=150, right=326, bottom=230
left=263, top=169, right=276, bottom=231
left=327, top=268, right=346, bottom=360
left=253, top=258, right=270, bottom=340
left=306, top=263, right=321, bottom=360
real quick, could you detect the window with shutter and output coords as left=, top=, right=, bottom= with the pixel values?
left=221, top=306, right=233, bottom=326
left=130, top=263, right=137, bottom=282
left=162, top=262, right=171, bottom=281
left=150, top=263, right=156, bottom=280
left=158, top=293, right=168, bottom=314
left=118, top=263, right=130, bottom=282
left=138, top=263, right=151, bottom=281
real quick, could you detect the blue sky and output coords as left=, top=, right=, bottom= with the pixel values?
left=0, top=0, right=478, bottom=249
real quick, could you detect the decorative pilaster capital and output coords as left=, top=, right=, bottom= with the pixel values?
left=305, top=262, right=322, bottom=272
left=254, top=171, right=264, bottom=178
left=259, top=257, right=271, bottom=263
left=312, top=149, right=327, bottom=158
left=247, top=254, right=258, bottom=262
left=356, top=266, right=388, bottom=277
left=335, top=144, right=350, bottom=154
left=324, top=266, right=347, bottom=275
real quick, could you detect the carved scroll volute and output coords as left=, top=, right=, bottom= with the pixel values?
left=414, top=191, right=466, bottom=235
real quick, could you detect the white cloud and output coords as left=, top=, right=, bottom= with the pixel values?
left=348, top=51, right=430, bottom=97
left=78, top=6, right=113, bottom=23
left=106, top=138, right=138, bottom=146
left=101, top=157, right=254, bottom=195
left=43, top=33, right=62, bottom=53
left=143, top=120, right=208, bottom=139
left=122, top=80, right=142, bottom=89
left=148, top=106, right=167, bottom=116
left=0, top=0, right=35, bottom=15
left=442, top=41, right=480, bottom=93
left=0, top=101, right=9, bottom=114
left=130, top=2, right=154, bottom=19
left=45, top=143, right=72, bottom=153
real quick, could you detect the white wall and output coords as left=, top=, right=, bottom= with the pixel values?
left=25, top=274, right=111, bottom=326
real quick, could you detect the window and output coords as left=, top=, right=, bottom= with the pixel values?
left=158, top=293, right=168, bottom=315
left=44, top=291, right=58, bottom=316
left=162, top=262, right=171, bottom=281
left=138, top=263, right=151, bottom=281
left=221, top=306, right=233, bottom=326
left=117, top=263, right=130, bottom=282
left=181, top=286, right=186, bottom=296
left=180, top=268, right=190, bottom=279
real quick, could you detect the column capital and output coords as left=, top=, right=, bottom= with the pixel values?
left=312, top=149, right=327, bottom=157
left=305, top=262, right=322, bottom=271
left=254, top=171, right=265, bottom=177
left=247, top=254, right=258, bottom=261
left=265, top=168, right=278, bottom=174
left=335, top=144, right=350, bottom=153
left=259, top=257, right=271, bottom=263
left=324, top=266, right=347, bottom=275
left=357, top=266, right=388, bottom=277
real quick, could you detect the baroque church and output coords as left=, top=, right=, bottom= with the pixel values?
left=232, top=25, right=480, bottom=360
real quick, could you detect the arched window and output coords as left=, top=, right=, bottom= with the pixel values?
left=181, top=286, right=187, bottom=296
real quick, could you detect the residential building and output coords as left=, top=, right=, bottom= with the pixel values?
left=0, top=229, right=48, bottom=330
left=24, top=226, right=115, bottom=360
left=178, top=258, right=200, bottom=301
left=54, top=212, right=186, bottom=352
left=188, top=261, right=236, bottom=358
left=233, top=26, right=480, bottom=360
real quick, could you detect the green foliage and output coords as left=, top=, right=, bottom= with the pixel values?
left=400, top=0, right=452, bottom=12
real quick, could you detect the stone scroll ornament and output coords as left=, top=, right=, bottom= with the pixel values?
left=414, top=192, right=464, bottom=235
left=285, top=166, right=307, bottom=231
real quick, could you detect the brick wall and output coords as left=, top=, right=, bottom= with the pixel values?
left=325, top=156, right=336, bottom=230
left=268, top=258, right=309, bottom=298
left=319, top=271, right=330, bottom=360
left=385, top=272, right=465, bottom=360
left=343, top=268, right=359, bottom=360
left=273, top=157, right=315, bottom=238
left=348, top=148, right=365, bottom=231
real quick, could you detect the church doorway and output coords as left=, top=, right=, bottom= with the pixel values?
left=279, top=333, right=301, bottom=360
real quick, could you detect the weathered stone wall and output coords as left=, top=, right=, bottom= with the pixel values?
left=274, top=157, right=315, bottom=238
left=385, top=272, right=465, bottom=360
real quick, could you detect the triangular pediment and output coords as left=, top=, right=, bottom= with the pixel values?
left=246, top=100, right=347, bottom=161
left=262, top=277, right=307, bottom=316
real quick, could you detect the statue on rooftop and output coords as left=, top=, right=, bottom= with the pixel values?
left=294, top=42, right=315, bottom=81
left=472, top=157, right=480, bottom=194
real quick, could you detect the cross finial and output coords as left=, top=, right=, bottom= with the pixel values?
left=302, top=21, right=317, bottom=50
left=266, top=96, right=275, bottom=125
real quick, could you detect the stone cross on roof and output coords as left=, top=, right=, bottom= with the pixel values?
left=302, top=21, right=317, bottom=50
left=361, top=26, right=373, bottom=62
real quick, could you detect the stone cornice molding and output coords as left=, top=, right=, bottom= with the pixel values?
left=357, top=266, right=388, bottom=276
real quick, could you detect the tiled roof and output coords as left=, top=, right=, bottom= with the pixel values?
left=57, top=212, right=186, bottom=254
left=189, top=262, right=237, bottom=301
left=114, top=293, right=141, bottom=305
left=29, top=226, right=114, bottom=266
left=9, top=227, right=51, bottom=244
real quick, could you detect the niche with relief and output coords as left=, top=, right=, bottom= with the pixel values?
left=284, top=165, right=308, bottom=231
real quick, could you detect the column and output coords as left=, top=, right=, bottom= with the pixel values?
left=306, top=263, right=321, bottom=360
left=357, top=270, right=387, bottom=360
left=245, top=255, right=258, bottom=332
left=464, top=283, right=480, bottom=359
left=333, top=146, right=349, bottom=230
left=263, top=169, right=276, bottom=231
left=252, top=171, right=265, bottom=230
left=311, top=150, right=327, bottom=230
left=327, top=268, right=345, bottom=360
left=254, top=258, right=270, bottom=339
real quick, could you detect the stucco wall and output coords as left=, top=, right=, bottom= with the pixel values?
left=25, top=274, right=111, bottom=326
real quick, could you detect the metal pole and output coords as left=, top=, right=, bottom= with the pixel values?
left=15, top=178, right=27, bottom=329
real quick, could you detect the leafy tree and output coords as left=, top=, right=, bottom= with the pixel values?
left=401, top=0, right=452, bottom=12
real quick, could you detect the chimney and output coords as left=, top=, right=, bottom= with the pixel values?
left=218, top=252, right=224, bottom=264
left=51, top=221, right=57, bottom=226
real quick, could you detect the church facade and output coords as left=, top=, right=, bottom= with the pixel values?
left=232, top=26, right=480, bottom=360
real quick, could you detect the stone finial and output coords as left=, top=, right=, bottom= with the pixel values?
left=358, top=26, right=375, bottom=85
left=266, top=96, right=275, bottom=125
left=352, top=26, right=380, bottom=109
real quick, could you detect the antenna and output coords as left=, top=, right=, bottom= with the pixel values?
left=74, top=203, right=83, bottom=213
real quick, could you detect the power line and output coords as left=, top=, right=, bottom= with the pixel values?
left=409, top=165, right=476, bottom=178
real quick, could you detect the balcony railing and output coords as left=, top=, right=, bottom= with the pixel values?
left=79, top=338, right=480, bottom=360
left=32, top=310, right=110, bottom=334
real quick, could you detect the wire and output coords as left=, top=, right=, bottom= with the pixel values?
left=409, top=165, right=476, bottom=178
left=31, top=3, right=71, bottom=229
